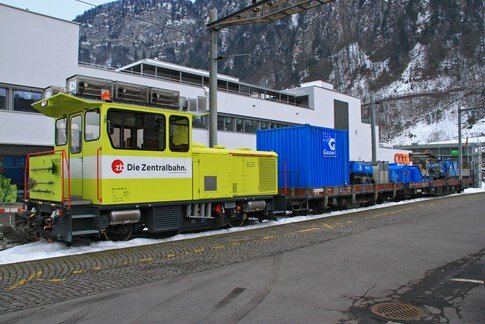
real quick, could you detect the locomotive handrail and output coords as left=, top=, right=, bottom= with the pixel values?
left=23, top=155, right=29, bottom=201
left=62, top=150, right=71, bottom=209
left=96, top=147, right=102, bottom=202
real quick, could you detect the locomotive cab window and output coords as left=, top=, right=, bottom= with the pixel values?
left=107, top=109, right=166, bottom=151
left=70, top=115, right=82, bottom=154
left=55, top=117, right=67, bottom=146
left=169, top=115, right=189, bottom=152
left=85, top=109, right=100, bottom=141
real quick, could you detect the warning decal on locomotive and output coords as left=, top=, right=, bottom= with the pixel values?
left=103, top=156, right=192, bottom=179
left=322, top=130, right=337, bottom=158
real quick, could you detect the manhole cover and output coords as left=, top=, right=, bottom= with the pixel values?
left=370, top=302, right=426, bottom=321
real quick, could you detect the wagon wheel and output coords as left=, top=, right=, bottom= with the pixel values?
left=103, top=224, right=133, bottom=241
left=227, top=212, right=246, bottom=227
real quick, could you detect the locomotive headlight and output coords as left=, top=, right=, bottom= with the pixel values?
left=43, top=88, right=53, bottom=99
left=67, top=78, right=77, bottom=95
left=43, top=86, right=65, bottom=99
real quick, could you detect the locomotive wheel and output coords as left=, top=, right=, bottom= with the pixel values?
left=103, top=224, right=133, bottom=241
left=227, top=212, right=246, bottom=227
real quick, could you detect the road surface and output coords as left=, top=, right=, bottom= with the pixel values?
left=1, top=193, right=484, bottom=323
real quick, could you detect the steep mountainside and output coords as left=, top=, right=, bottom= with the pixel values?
left=75, top=0, right=485, bottom=145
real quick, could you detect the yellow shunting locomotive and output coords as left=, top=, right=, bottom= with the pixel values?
left=26, top=75, right=278, bottom=243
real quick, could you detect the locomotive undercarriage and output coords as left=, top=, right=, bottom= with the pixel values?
left=21, top=196, right=275, bottom=244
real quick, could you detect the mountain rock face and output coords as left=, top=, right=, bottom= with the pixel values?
left=76, top=0, right=484, bottom=145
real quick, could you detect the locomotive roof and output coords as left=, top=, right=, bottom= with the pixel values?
left=32, top=93, right=193, bottom=119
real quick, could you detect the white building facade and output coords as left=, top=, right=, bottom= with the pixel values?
left=0, top=3, right=404, bottom=187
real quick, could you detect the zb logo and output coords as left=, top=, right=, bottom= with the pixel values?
left=111, top=159, right=124, bottom=174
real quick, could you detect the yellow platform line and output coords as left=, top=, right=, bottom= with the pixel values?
left=5, top=270, right=42, bottom=291
left=296, top=227, right=319, bottom=233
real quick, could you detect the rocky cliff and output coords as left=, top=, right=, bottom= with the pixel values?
left=76, top=0, right=485, bottom=144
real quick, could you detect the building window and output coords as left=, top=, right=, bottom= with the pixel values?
left=260, top=121, right=270, bottom=130
left=236, top=118, right=244, bottom=132
left=55, top=118, right=67, bottom=146
left=181, top=72, right=203, bottom=85
left=217, top=116, right=224, bottom=131
left=244, top=119, right=258, bottom=133
left=13, top=89, right=42, bottom=113
left=0, top=88, right=7, bottom=110
left=85, top=109, right=100, bottom=141
left=218, top=116, right=235, bottom=132
left=169, top=115, right=189, bottom=152
left=193, top=115, right=208, bottom=129
left=224, top=116, right=235, bottom=131
left=216, top=114, right=294, bottom=133
left=334, top=99, right=349, bottom=130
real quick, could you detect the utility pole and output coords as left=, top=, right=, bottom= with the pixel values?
left=370, top=93, right=376, bottom=163
left=458, top=108, right=462, bottom=179
left=208, top=8, right=218, bottom=147
left=457, top=106, right=485, bottom=180
left=206, top=0, right=336, bottom=148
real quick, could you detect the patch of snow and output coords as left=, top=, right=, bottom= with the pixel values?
left=1, top=189, right=484, bottom=265
left=388, top=102, right=485, bottom=146
left=416, top=5, right=431, bottom=33
left=291, top=13, right=299, bottom=29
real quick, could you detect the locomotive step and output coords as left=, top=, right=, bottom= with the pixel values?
left=272, top=210, right=287, bottom=215
left=71, top=214, right=96, bottom=219
left=72, top=230, right=99, bottom=236
left=186, top=216, right=215, bottom=219
left=64, top=198, right=92, bottom=206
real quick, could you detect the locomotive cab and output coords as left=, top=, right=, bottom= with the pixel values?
left=29, top=94, right=194, bottom=206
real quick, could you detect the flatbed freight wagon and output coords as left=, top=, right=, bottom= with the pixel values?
left=257, top=124, right=472, bottom=214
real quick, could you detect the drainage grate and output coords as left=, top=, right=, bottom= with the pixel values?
left=370, top=302, right=426, bottom=321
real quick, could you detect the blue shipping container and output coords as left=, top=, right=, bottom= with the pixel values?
left=257, top=124, right=349, bottom=188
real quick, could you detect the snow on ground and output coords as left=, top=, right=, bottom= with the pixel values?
left=1, top=187, right=484, bottom=265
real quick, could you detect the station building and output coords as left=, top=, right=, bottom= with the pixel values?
left=0, top=3, right=402, bottom=189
